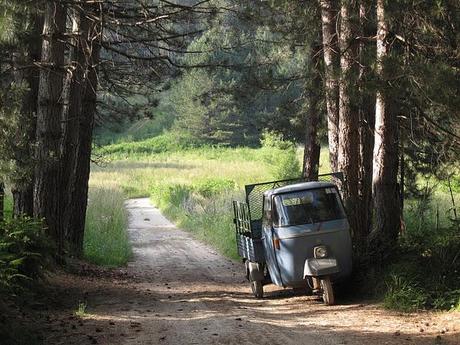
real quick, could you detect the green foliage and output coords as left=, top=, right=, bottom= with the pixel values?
left=0, top=217, right=51, bottom=292
left=0, top=83, right=31, bottom=182
left=355, top=183, right=460, bottom=312
left=380, top=211, right=460, bottom=311
left=75, top=301, right=88, bottom=317
left=0, top=0, right=36, bottom=46
left=260, top=130, right=294, bottom=150
left=260, top=131, right=301, bottom=180
left=387, top=1, right=460, bottom=181
left=95, top=132, right=194, bottom=159
left=193, top=178, right=236, bottom=198
left=94, top=109, right=175, bottom=146
left=84, top=186, right=131, bottom=266
left=151, top=183, right=191, bottom=209
left=383, top=274, right=428, bottom=312
left=165, top=6, right=312, bottom=147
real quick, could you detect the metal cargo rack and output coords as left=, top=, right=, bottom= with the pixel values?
left=233, top=201, right=265, bottom=262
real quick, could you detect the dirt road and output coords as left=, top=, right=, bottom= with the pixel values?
left=54, top=198, right=458, bottom=345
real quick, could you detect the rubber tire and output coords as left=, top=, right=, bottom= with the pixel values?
left=251, top=280, right=264, bottom=299
left=320, top=277, right=335, bottom=305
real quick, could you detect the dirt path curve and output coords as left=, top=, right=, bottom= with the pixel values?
left=77, top=198, right=459, bottom=345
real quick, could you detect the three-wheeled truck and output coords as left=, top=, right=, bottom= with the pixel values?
left=232, top=173, right=352, bottom=305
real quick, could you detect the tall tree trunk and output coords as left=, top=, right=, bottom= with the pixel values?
left=338, top=1, right=360, bottom=245
left=34, top=1, right=67, bottom=256
left=369, top=0, right=401, bottom=257
left=303, top=43, right=322, bottom=181
left=319, top=0, right=340, bottom=173
left=61, top=6, right=89, bottom=251
left=11, top=15, right=42, bottom=218
left=0, top=181, right=4, bottom=223
left=68, top=15, right=101, bottom=255
left=356, top=0, right=374, bottom=249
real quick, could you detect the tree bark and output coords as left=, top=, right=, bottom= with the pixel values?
left=0, top=181, right=4, bottom=223
left=369, top=0, right=401, bottom=257
left=34, top=1, right=67, bottom=256
left=356, top=0, right=374, bottom=249
left=303, top=43, right=322, bottom=181
left=319, top=0, right=340, bottom=173
left=11, top=15, right=42, bottom=218
left=68, top=14, right=101, bottom=255
left=338, top=1, right=360, bottom=243
left=61, top=6, right=89, bottom=251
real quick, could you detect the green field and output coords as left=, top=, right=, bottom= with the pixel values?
left=89, top=142, right=316, bottom=259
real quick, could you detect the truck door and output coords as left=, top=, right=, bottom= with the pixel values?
left=261, top=195, right=283, bottom=286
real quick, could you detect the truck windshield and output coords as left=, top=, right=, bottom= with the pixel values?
left=273, top=187, right=346, bottom=227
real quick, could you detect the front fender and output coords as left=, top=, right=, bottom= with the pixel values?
left=304, top=258, right=340, bottom=278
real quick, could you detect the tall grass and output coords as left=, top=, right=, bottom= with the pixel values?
left=150, top=180, right=244, bottom=259
left=84, top=184, right=131, bottom=266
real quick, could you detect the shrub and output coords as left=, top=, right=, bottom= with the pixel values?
left=260, top=130, right=292, bottom=150
left=383, top=274, right=428, bottom=312
left=193, top=178, right=235, bottom=197
left=151, top=183, right=192, bottom=209
left=379, top=220, right=460, bottom=311
left=260, top=131, right=300, bottom=180
left=0, top=217, right=51, bottom=292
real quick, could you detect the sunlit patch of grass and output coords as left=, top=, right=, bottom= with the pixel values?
left=75, top=301, right=88, bottom=317
left=84, top=184, right=131, bottom=266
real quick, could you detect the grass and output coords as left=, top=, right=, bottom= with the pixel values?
left=83, top=183, right=131, bottom=266
left=89, top=149, right=273, bottom=259
left=75, top=301, right=88, bottom=317
left=90, top=140, right=310, bottom=259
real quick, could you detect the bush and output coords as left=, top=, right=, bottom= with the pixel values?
left=379, top=221, right=460, bottom=311
left=260, top=130, right=294, bottom=150
left=383, top=274, right=428, bottom=312
left=193, top=178, right=235, bottom=197
left=260, top=131, right=300, bottom=180
left=151, top=183, right=192, bottom=209
left=0, top=217, right=51, bottom=292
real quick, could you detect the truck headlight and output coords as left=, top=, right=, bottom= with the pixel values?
left=314, top=246, right=328, bottom=258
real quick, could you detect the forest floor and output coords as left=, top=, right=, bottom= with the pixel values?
left=12, top=198, right=459, bottom=345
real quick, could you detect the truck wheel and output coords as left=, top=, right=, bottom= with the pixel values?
left=320, top=277, right=335, bottom=305
left=251, top=281, right=264, bottom=299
